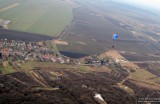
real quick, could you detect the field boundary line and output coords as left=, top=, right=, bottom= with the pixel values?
left=0, top=3, right=19, bottom=12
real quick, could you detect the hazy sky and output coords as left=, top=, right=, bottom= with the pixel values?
left=114, top=0, right=160, bottom=10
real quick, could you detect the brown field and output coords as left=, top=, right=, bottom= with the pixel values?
left=0, top=29, right=53, bottom=41
left=58, top=0, right=160, bottom=59
left=0, top=50, right=160, bottom=103
left=1, top=63, right=159, bottom=104
left=98, top=50, right=140, bottom=70
left=0, top=66, right=135, bottom=104
left=54, top=40, right=69, bottom=45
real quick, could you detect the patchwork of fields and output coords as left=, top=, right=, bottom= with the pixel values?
left=58, top=0, right=160, bottom=57
left=0, top=0, right=73, bottom=36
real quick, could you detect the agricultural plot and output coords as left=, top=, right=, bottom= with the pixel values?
left=59, top=2, right=156, bottom=56
left=0, top=60, right=159, bottom=104
left=136, top=62, right=160, bottom=77
left=0, top=0, right=73, bottom=36
left=58, top=0, right=160, bottom=58
left=0, top=0, right=18, bottom=9
left=44, top=40, right=61, bottom=56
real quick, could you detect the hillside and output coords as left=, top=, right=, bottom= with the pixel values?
left=97, top=50, right=160, bottom=90
left=0, top=50, right=160, bottom=104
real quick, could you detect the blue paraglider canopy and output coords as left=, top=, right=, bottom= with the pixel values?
left=112, top=34, right=118, bottom=40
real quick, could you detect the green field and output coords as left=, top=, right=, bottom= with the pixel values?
left=0, top=62, right=15, bottom=74
left=0, top=0, right=17, bottom=9
left=0, top=0, right=73, bottom=36
left=45, top=40, right=61, bottom=56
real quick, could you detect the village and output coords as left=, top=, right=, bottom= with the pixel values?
left=0, top=39, right=74, bottom=66
left=0, top=39, right=119, bottom=69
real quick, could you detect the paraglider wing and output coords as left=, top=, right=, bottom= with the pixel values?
left=112, top=34, right=118, bottom=40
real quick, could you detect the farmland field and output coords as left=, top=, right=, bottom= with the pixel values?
left=0, top=0, right=73, bottom=36
left=0, top=0, right=18, bottom=9
left=0, top=28, right=53, bottom=41
left=58, top=0, right=160, bottom=58
left=59, top=6, right=153, bottom=55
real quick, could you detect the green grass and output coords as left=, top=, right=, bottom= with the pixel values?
left=33, top=87, right=59, bottom=91
left=0, top=64, right=15, bottom=74
left=45, top=40, right=61, bottom=56
left=129, top=69, right=160, bottom=85
left=2, top=66, right=15, bottom=74
left=77, top=65, right=91, bottom=72
left=0, top=0, right=73, bottom=36
left=19, top=61, right=102, bottom=72
left=19, top=61, right=74, bottom=70
left=0, top=0, right=17, bottom=9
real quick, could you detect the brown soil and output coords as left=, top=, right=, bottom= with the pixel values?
left=0, top=66, right=159, bottom=104
left=54, top=40, right=69, bottom=45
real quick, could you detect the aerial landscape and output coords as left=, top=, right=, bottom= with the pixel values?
left=0, top=0, right=160, bottom=104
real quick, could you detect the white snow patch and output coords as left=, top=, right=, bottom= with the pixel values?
left=94, top=93, right=104, bottom=101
